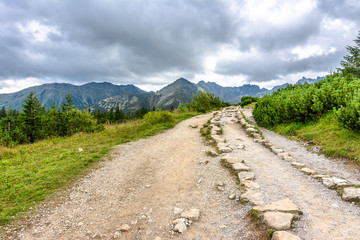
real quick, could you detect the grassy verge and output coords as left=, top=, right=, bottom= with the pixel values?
left=272, top=111, right=360, bottom=162
left=0, top=112, right=198, bottom=225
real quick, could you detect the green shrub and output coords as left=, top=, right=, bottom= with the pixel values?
left=336, top=89, right=360, bottom=131
left=142, top=110, right=175, bottom=125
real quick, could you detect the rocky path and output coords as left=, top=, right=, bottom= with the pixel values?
left=3, top=107, right=360, bottom=240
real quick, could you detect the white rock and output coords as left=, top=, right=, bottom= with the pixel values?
left=78, top=147, right=83, bottom=152
left=253, top=198, right=299, bottom=212
left=218, top=146, right=232, bottom=153
left=174, top=207, right=183, bottom=215
left=189, top=124, right=198, bottom=128
left=181, top=209, right=200, bottom=221
left=342, top=187, right=360, bottom=200
left=264, top=212, right=294, bottom=230
left=119, top=224, right=131, bottom=232
left=113, top=231, right=121, bottom=238
left=312, top=174, right=330, bottom=179
left=238, top=172, right=255, bottom=181
left=300, top=167, right=317, bottom=175
left=242, top=180, right=260, bottom=189
left=173, top=218, right=187, bottom=233
left=232, top=162, right=250, bottom=171
left=222, top=155, right=242, bottom=164
left=272, top=148, right=284, bottom=153
left=228, top=193, right=236, bottom=200
left=217, top=142, right=229, bottom=148
left=291, top=162, right=305, bottom=168
left=241, top=190, right=263, bottom=205
left=322, top=177, right=348, bottom=189
left=271, top=231, right=301, bottom=240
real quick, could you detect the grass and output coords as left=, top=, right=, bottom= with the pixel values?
left=272, top=111, right=360, bottom=161
left=0, top=112, right=198, bottom=226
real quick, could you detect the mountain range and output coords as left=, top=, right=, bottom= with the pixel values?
left=0, top=76, right=325, bottom=113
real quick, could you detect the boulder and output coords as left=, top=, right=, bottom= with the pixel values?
left=264, top=212, right=294, bottom=230
left=342, top=187, right=360, bottom=200
left=271, top=231, right=301, bottom=240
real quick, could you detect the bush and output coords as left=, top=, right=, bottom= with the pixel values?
left=143, top=110, right=175, bottom=125
left=336, top=89, right=360, bottom=131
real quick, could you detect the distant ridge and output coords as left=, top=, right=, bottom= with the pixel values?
left=0, top=76, right=325, bottom=112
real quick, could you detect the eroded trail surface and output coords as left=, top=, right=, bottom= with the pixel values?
left=3, top=108, right=360, bottom=240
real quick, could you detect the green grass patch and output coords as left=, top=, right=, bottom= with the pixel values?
left=0, top=112, right=198, bottom=226
left=272, top=111, right=360, bottom=161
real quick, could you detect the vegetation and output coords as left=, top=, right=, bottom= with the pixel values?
left=253, top=32, right=360, bottom=161
left=186, top=92, right=230, bottom=113
left=239, top=96, right=259, bottom=107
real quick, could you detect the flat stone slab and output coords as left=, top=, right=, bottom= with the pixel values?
left=242, top=180, right=260, bottom=189
left=173, top=218, right=187, bottom=233
left=189, top=124, right=198, bottom=128
left=219, top=146, right=232, bottom=153
left=271, top=231, right=301, bottom=240
left=264, top=211, right=294, bottom=230
left=246, top=127, right=257, bottom=133
left=342, top=187, right=360, bottom=200
left=180, top=209, right=200, bottom=221
left=222, top=155, right=242, bottom=164
left=253, top=198, right=299, bottom=212
left=300, top=167, right=317, bottom=175
left=283, top=156, right=296, bottom=162
left=232, top=162, right=250, bottom=171
left=241, top=189, right=263, bottom=205
left=272, top=148, right=284, bottom=153
left=312, top=174, right=330, bottom=179
left=217, top=142, right=229, bottom=148
left=238, top=172, right=255, bottom=181
left=291, top=162, right=305, bottom=168
left=212, top=135, right=226, bottom=143
left=322, top=177, right=348, bottom=189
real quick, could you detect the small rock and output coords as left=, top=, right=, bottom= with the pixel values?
left=173, top=218, right=187, bottom=233
left=342, top=187, right=360, bottom=200
left=198, top=160, right=209, bottom=165
left=283, top=156, right=296, bottom=162
left=222, top=155, right=242, bottom=164
left=189, top=124, right=198, bottom=128
left=207, top=150, right=219, bottom=156
left=228, top=193, right=236, bottom=200
left=238, top=172, right=255, bottom=181
left=312, top=174, right=330, bottom=179
left=78, top=221, right=84, bottom=226
left=145, top=185, right=151, bottom=188
left=78, top=147, right=83, bottom=152
left=241, top=190, right=263, bottom=205
left=246, top=127, right=256, bottom=133
left=300, top=167, right=317, bottom=175
left=291, top=162, right=305, bottom=168
left=217, top=142, right=229, bottom=148
left=174, top=207, right=184, bottom=215
left=130, top=219, right=138, bottom=225
left=253, top=198, right=299, bottom=212
left=232, top=162, right=250, bottom=172
left=272, top=148, right=284, bottom=153
left=181, top=209, right=200, bottom=221
left=271, top=231, right=301, bottom=240
left=154, top=237, right=162, bottom=240
left=236, top=144, right=245, bottom=149
left=322, top=177, right=348, bottom=189
left=113, top=231, right=121, bottom=238
left=264, top=211, right=294, bottom=230
left=219, top=224, right=227, bottom=229
left=119, top=224, right=131, bottom=232
left=310, top=146, right=321, bottom=153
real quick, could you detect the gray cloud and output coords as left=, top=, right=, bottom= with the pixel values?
left=0, top=0, right=359, bottom=92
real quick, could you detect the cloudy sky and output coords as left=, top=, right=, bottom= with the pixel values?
left=0, top=0, right=359, bottom=93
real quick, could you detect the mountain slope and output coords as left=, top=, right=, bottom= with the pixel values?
left=0, top=82, right=145, bottom=110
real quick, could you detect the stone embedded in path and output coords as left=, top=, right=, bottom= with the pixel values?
left=291, top=162, right=305, bottom=168
left=238, top=172, right=255, bottom=181
left=180, top=209, right=200, bottom=221
left=312, top=174, right=330, bottom=179
left=212, top=135, right=226, bottom=143
left=242, top=180, right=260, bottom=189
left=263, top=211, right=294, bottom=230
left=241, top=189, right=263, bottom=205
left=217, top=142, right=229, bottom=148
left=174, top=207, right=183, bottom=215
left=246, top=127, right=257, bottom=133
left=236, top=144, right=245, bottom=149
left=232, top=162, right=250, bottom=171
left=342, top=187, right=360, bottom=201
left=173, top=218, right=187, bottom=233
left=228, top=193, right=236, bottom=200
left=253, top=198, right=299, bottom=212
left=322, top=177, right=348, bottom=189
left=189, top=124, right=198, bottom=128
left=300, top=167, right=317, bottom=175
left=218, top=146, right=232, bottom=153
left=272, top=148, right=284, bottom=154
left=283, top=156, right=296, bottom=162
left=222, top=155, right=242, bottom=164
left=271, top=231, right=301, bottom=240
left=207, top=150, right=219, bottom=156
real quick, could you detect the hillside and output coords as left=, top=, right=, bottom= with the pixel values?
left=0, top=82, right=145, bottom=110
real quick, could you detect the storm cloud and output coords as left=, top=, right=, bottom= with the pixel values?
left=0, top=0, right=359, bottom=92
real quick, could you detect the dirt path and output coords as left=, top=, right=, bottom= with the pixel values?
left=3, top=113, right=258, bottom=240
left=3, top=108, right=360, bottom=240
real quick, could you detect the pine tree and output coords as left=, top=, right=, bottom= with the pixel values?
left=61, top=93, right=74, bottom=112
left=340, top=32, right=360, bottom=77
left=21, top=92, right=43, bottom=143
left=0, top=106, right=6, bottom=119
